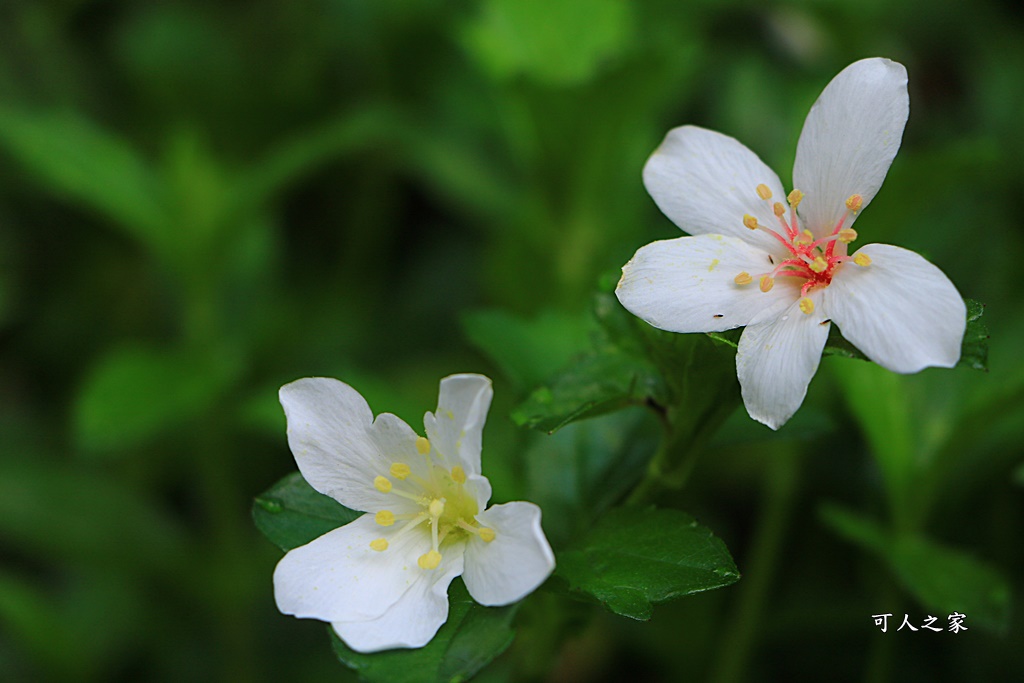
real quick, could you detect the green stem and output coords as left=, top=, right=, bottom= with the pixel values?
left=710, top=450, right=799, bottom=683
left=626, top=399, right=737, bottom=505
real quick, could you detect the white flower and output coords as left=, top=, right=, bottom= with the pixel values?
left=616, top=58, right=966, bottom=430
left=273, top=373, right=555, bottom=653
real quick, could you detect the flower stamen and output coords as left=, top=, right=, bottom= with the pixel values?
left=418, top=550, right=442, bottom=570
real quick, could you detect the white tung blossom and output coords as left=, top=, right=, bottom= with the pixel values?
left=616, top=58, right=966, bottom=430
left=273, top=374, right=555, bottom=653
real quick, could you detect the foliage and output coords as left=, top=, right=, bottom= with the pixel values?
left=1, top=0, right=1022, bottom=681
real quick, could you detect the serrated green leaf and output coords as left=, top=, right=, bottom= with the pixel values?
left=959, top=299, right=989, bottom=371
left=74, top=344, right=238, bottom=454
left=253, top=472, right=360, bottom=552
left=821, top=505, right=1011, bottom=632
left=330, top=579, right=518, bottom=683
left=556, top=507, right=739, bottom=620
left=511, top=348, right=666, bottom=434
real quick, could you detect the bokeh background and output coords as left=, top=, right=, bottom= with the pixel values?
left=2, top=0, right=1023, bottom=681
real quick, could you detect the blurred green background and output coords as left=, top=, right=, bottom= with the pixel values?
left=2, top=0, right=1023, bottom=681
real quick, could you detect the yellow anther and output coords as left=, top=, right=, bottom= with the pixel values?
left=451, top=465, right=466, bottom=484
left=742, top=214, right=759, bottom=230
left=415, top=436, right=431, bottom=454
left=854, top=253, right=872, bottom=267
left=373, top=475, right=392, bottom=493
left=773, top=201, right=786, bottom=217
left=799, top=297, right=815, bottom=315
left=788, top=189, right=804, bottom=207
left=390, top=462, right=411, bottom=480
left=478, top=527, right=496, bottom=543
left=846, top=194, right=863, bottom=212
left=428, top=499, right=445, bottom=518
left=734, top=271, right=753, bottom=286
left=759, top=275, right=774, bottom=293
left=838, top=228, right=858, bottom=243
left=792, top=229, right=814, bottom=246
left=375, top=510, right=395, bottom=527
left=369, top=538, right=389, bottom=552
left=418, top=550, right=442, bottom=570
left=756, top=184, right=773, bottom=200
left=809, top=256, right=828, bottom=273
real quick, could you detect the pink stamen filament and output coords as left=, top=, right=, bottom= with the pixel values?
left=755, top=222, right=802, bottom=256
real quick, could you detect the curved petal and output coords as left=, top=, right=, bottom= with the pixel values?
left=464, top=473, right=493, bottom=511
left=273, top=513, right=434, bottom=623
left=823, top=244, right=965, bottom=373
left=280, top=378, right=425, bottom=512
left=463, top=502, right=555, bottom=606
left=643, top=125, right=790, bottom=255
left=793, top=58, right=909, bottom=236
left=423, top=374, right=493, bottom=475
left=616, top=234, right=796, bottom=333
left=331, top=543, right=465, bottom=653
left=736, top=293, right=831, bottom=430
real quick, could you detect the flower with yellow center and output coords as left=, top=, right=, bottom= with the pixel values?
left=616, top=58, right=966, bottom=429
left=273, top=374, right=555, bottom=653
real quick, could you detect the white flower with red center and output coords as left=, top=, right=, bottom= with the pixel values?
left=616, top=58, right=966, bottom=429
left=273, top=374, right=555, bottom=652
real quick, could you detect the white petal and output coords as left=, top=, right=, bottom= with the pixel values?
left=273, top=513, right=433, bottom=623
left=736, top=293, right=831, bottom=430
left=279, top=378, right=426, bottom=512
left=793, top=58, right=909, bottom=236
left=423, top=374, right=493, bottom=475
left=463, top=502, right=555, bottom=606
left=331, top=543, right=465, bottom=653
left=643, top=125, right=790, bottom=255
left=465, top=473, right=493, bottom=511
left=616, top=234, right=796, bottom=333
left=823, top=244, right=965, bottom=373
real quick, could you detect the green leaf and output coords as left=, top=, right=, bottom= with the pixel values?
left=960, top=299, right=989, bottom=371
left=512, top=347, right=666, bottom=434
left=330, top=579, right=519, bottom=683
left=823, top=298, right=988, bottom=371
left=555, top=506, right=739, bottom=620
left=74, top=344, right=239, bottom=454
left=821, top=505, right=1011, bottom=632
left=0, top=106, right=170, bottom=253
left=461, top=0, right=634, bottom=86
left=462, top=308, right=590, bottom=389
left=253, top=472, right=360, bottom=552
